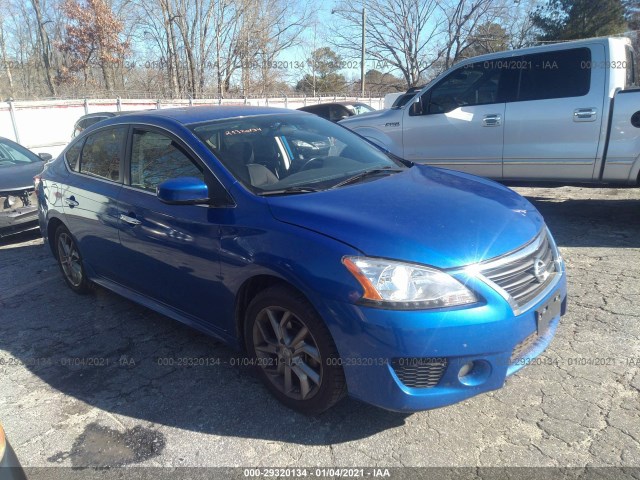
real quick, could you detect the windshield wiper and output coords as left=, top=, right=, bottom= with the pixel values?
left=258, top=186, right=323, bottom=196
left=330, top=167, right=404, bottom=189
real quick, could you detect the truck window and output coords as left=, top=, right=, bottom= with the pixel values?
left=516, top=48, right=591, bottom=101
left=421, top=62, right=502, bottom=114
left=625, top=45, right=637, bottom=88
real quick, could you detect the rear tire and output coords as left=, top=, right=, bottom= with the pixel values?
left=54, top=224, right=91, bottom=294
left=244, top=285, right=346, bottom=414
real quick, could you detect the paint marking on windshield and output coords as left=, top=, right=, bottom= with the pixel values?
left=224, top=128, right=262, bottom=136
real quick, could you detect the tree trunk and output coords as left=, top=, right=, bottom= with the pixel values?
left=30, top=0, right=56, bottom=96
left=101, top=62, right=113, bottom=93
left=0, top=21, right=14, bottom=96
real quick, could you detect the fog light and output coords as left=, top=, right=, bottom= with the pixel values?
left=458, top=361, right=474, bottom=378
left=457, top=359, right=491, bottom=386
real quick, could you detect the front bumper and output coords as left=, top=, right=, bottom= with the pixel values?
left=0, top=189, right=38, bottom=238
left=321, top=269, right=567, bottom=412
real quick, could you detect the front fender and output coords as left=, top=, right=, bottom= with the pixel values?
left=218, top=218, right=364, bottom=352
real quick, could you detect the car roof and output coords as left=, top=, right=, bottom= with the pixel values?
left=297, top=102, right=370, bottom=111
left=78, top=110, right=145, bottom=120
left=0, top=136, right=26, bottom=148
left=78, top=112, right=118, bottom=119
left=76, top=106, right=309, bottom=138
left=119, top=106, right=298, bottom=125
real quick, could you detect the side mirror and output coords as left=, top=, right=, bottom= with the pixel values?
left=157, top=177, right=209, bottom=205
left=38, top=153, right=53, bottom=161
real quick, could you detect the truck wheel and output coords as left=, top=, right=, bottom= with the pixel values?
left=244, top=285, right=347, bottom=415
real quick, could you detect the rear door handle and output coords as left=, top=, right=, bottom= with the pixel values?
left=65, top=196, right=79, bottom=207
left=573, top=108, right=597, bottom=122
left=482, top=114, right=502, bottom=127
left=119, top=213, right=142, bottom=226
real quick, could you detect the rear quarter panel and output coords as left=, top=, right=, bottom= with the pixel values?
left=601, top=89, right=640, bottom=183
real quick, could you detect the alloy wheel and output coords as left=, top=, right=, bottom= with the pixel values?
left=253, top=307, right=323, bottom=400
left=57, top=232, right=83, bottom=287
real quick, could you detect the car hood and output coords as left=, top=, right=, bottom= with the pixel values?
left=0, top=162, right=44, bottom=191
left=266, top=166, right=544, bottom=269
left=339, top=109, right=394, bottom=126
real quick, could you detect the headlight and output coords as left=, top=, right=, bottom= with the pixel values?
left=343, top=256, right=478, bottom=309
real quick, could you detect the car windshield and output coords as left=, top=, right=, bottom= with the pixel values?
left=0, top=139, right=41, bottom=167
left=392, top=93, right=418, bottom=108
left=348, top=104, right=375, bottom=115
left=191, top=113, right=405, bottom=194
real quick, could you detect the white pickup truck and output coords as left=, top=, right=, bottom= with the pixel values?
left=341, top=37, right=640, bottom=184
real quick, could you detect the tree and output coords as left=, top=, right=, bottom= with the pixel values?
left=623, top=0, right=640, bottom=54
left=59, top=0, right=129, bottom=93
left=462, top=22, right=509, bottom=58
left=234, top=0, right=308, bottom=96
left=0, top=7, right=15, bottom=97
left=360, top=69, right=404, bottom=94
left=532, top=0, right=628, bottom=41
left=330, top=0, right=501, bottom=89
left=330, top=0, right=440, bottom=89
left=295, top=47, right=346, bottom=94
left=30, top=0, right=56, bottom=96
left=439, top=0, right=503, bottom=70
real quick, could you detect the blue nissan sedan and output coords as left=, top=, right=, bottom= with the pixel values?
left=37, top=106, right=566, bottom=414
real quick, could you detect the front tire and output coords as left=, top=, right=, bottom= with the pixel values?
left=245, top=285, right=346, bottom=414
left=54, top=224, right=91, bottom=294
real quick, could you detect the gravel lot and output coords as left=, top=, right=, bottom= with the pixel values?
left=1, top=185, right=639, bottom=473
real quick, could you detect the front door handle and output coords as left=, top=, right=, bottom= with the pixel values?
left=119, top=214, right=142, bottom=226
left=482, top=114, right=502, bottom=127
left=573, top=108, right=597, bottom=122
left=65, top=196, right=79, bottom=208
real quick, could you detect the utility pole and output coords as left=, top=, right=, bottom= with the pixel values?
left=331, top=5, right=366, bottom=96
left=361, top=7, right=366, bottom=97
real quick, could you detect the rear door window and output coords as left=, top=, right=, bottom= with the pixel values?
left=625, top=45, right=637, bottom=88
left=515, top=48, right=591, bottom=101
left=79, top=127, right=126, bottom=182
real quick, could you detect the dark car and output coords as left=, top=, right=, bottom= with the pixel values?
left=391, top=86, right=425, bottom=109
left=297, top=101, right=375, bottom=122
left=0, top=137, right=50, bottom=238
left=38, top=106, right=566, bottom=414
left=0, top=423, right=27, bottom=480
left=72, top=111, right=138, bottom=138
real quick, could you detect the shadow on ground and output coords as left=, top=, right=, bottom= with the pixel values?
left=524, top=196, right=640, bottom=248
left=0, top=240, right=409, bottom=449
left=0, top=229, right=41, bottom=247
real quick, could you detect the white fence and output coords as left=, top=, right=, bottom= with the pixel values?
left=0, top=96, right=384, bottom=157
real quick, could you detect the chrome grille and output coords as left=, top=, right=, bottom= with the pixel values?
left=391, top=357, right=448, bottom=388
left=481, top=229, right=559, bottom=310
